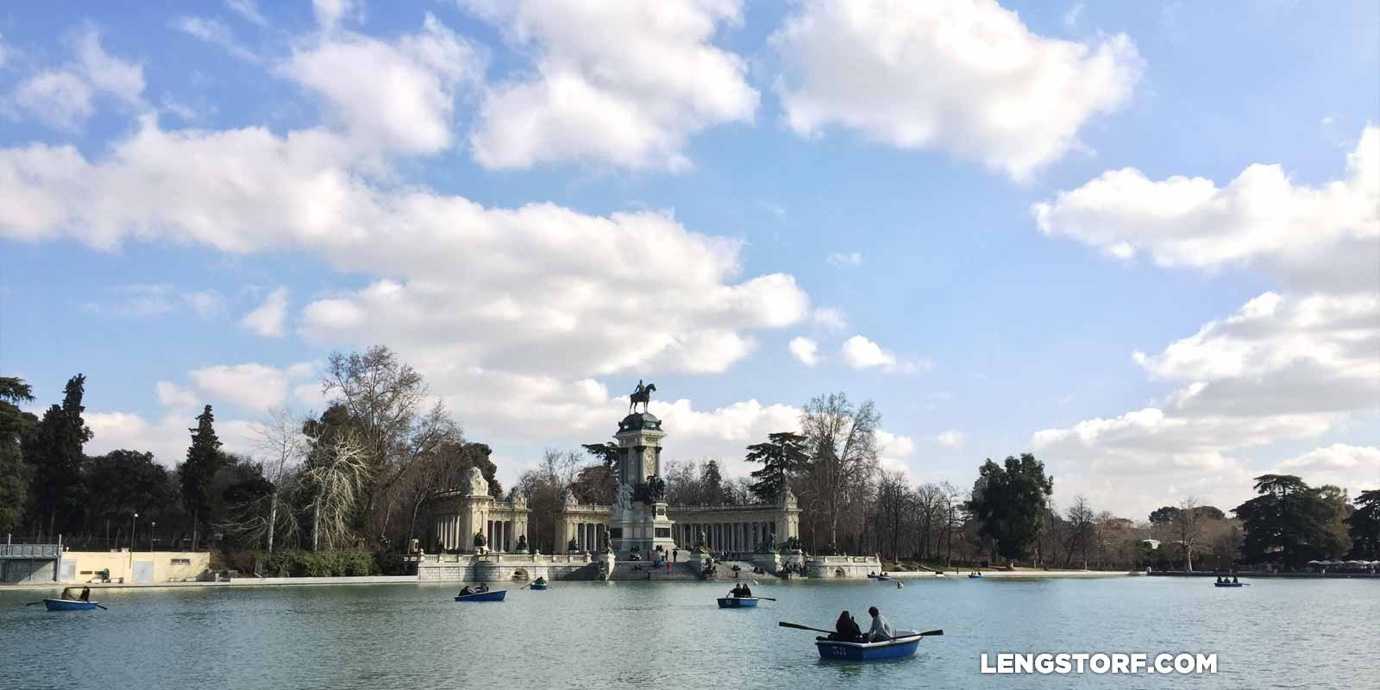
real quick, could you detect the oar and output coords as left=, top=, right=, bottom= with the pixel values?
left=24, top=601, right=43, bottom=606
left=755, top=596, right=778, bottom=601
left=92, top=603, right=108, bottom=610
left=778, top=621, right=835, bottom=635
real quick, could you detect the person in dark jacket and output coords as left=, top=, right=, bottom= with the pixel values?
left=832, top=610, right=863, bottom=641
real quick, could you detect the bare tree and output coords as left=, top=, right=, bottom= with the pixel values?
left=799, top=393, right=880, bottom=550
left=1173, top=496, right=1206, bottom=572
left=1065, top=496, right=1096, bottom=569
left=255, top=408, right=307, bottom=554
left=302, top=431, right=372, bottom=551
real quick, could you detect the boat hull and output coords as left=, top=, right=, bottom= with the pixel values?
left=454, top=590, right=507, bottom=602
left=717, top=597, right=759, bottom=608
left=43, top=599, right=100, bottom=611
left=815, top=632, right=923, bottom=661
left=1214, top=583, right=1245, bottom=588
left=529, top=583, right=548, bottom=590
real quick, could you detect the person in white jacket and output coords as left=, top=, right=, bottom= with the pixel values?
left=866, top=606, right=894, bottom=641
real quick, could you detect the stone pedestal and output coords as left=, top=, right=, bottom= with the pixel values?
left=608, top=412, right=676, bottom=557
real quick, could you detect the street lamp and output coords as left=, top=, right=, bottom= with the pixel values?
left=130, top=513, right=138, bottom=551
left=150, top=521, right=157, bottom=552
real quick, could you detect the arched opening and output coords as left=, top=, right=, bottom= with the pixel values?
left=834, top=568, right=846, bottom=578
left=511, top=568, right=529, bottom=582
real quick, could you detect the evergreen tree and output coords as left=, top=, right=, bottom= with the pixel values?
left=180, top=405, right=224, bottom=549
left=744, top=432, right=808, bottom=503
left=0, top=377, right=38, bottom=534
left=966, top=454, right=1054, bottom=564
left=1234, top=474, right=1350, bottom=568
left=701, top=460, right=724, bottom=505
left=22, top=374, right=92, bottom=537
left=1348, top=490, right=1380, bottom=560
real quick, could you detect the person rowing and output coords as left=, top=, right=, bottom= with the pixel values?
left=866, top=606, right=894, bottom=642
left=729, top=583, right=753, bottom=598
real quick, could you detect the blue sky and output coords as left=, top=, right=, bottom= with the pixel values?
left=1, top=0, right=1376, bottom=517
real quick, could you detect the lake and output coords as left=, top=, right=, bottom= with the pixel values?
left=2, top=576, right=1374, bottom=688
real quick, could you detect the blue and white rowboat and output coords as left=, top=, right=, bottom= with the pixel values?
left=815, top=631, right=925, bottom=661
left=43, top=598, right=101, bottom=611
left=454, top=589, right=507, bottom=602
left=717, top=596, right=760, bottom=608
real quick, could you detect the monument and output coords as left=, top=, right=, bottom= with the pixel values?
left=608, top=381, right=677, bottom=557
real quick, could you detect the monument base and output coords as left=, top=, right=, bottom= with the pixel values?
left=610, top=501, right=677, bottom=559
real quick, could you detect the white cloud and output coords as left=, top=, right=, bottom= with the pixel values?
left=313, top=0, right=363, bottom=31
left=1277, top=444, right=1380, bottom=495
left=86, top=284, right=223, bottom=319
left=189, top=363, right=293, bottom=413
left=226, top=0, right=268, bottom=26
left=1033, top=126, right=1380, bottom=291
left=86, top=409, right=260, bottom=468
left=827, top=251, right=863, bottom=267
left=876, top=429, right=917, bottom=476
left=788, top=336, right=820, bottom=367
left=184, top=289, right=226, bottom=318
left=241, top=287, right=290, bottom=337
left=155, top=381, right=198, bottom=409
left=173, top=16, right=260, bottom=63
left=771, top=0, right=1141, bottom=179
left=9, top=28, right=144, bottom=129
left=465, top=0, right=758, bottom=170
left=841, top=335, right=895, bottom=369
left=934, top=430, right=965, bottom=448
left=281, top=14, right=482, bottom=156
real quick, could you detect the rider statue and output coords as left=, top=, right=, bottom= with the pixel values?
left=628, top=379, right=656, bottom=414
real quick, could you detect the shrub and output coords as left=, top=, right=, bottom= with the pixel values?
left=257, top=550, right=380, bottom=577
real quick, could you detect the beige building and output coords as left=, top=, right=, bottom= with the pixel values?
left=58, top=550, right=210, bottom=584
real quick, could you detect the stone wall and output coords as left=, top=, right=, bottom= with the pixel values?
left=416, top=552, right=600, bottom=582
left=806, top=555, right=882, bottom=579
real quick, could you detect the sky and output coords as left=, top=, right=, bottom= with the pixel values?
left=0, top=0, right=1376, bottom=519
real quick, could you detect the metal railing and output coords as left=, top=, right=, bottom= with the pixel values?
left=0, top=543, right=61, bottom=558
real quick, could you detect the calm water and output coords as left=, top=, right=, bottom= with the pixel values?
left=2, top=576, right=1375, bottom=689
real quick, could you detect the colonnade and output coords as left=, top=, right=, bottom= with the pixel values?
left=568, top=521, right=604, bottom=551
left=674, top=520, right=776, bottom=553
left=486, top=519, right=516, bottom=552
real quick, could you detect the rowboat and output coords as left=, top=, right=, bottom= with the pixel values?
left=815, top=631, right=925, bottom=661
left=43, top=598, right=102, bottom=611
left=875, top=575, right=893, bottom=582
left=1214, top=582, right=1247, bottom=588
left=717, top=596, right=760, bottom=608
left=454, top=589, right=507, bottom=602
left=529, top=582, right=548, bottom=590
left=968, top=573, right=982, bottom=579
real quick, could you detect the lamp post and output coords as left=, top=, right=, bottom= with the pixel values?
left=150, top=521, right=157, bottom=552
left=130, top=513, right=138, bottom=550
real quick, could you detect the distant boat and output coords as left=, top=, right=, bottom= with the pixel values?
left=816, top=631, right=926, bottom=661
left=43, top=598, right=102, bottom=611
left=1214, top=582, right=1247, bottom=588
left=454, top=589, right=507, bottom=602
left=875, top=575, right=893, bottom=582
left=717, top=596, right=760, bottom=608
left=968, top=573, right=983, bottom=579
left=529, top=581, right=548, bottom=590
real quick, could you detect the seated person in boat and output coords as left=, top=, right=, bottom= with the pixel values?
left=459, top=585, right=473, bottom=596
left=831, top=610, right=864, bottom=641
left=533, top=577, right=546, bottom=585
left=79, top=587, right=90, bottom=602
left=866, top=606, right=894, bottom=642
left=734, top=583, right=752, bottom=598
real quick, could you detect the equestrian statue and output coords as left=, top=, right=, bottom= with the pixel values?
left=628, top=379, right=656, bottom=414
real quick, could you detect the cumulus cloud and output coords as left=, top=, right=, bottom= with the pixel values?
left=1033, top=126, right=1380, bottom=291
left=465, top=0, right=758, bottom=170
left=241, top=287, right=290, bottom=337
left=10, top=28, right=144, bottom=129
left=771, top=0, right=1141, bottom=179
left=788, top=336, right=820, bottom=367
left=86, top=409, right=260, bottom=468
left=188, top=363, right=295, bottom=413
left=173, top=16, right=260, bottom=63
left=1276, top=444, right=1380, bottom=494
left=1029, top=126, right=1380, bottom=516
left=840, top=334, right=929, bottom=373
left=281, top=14, right=482, bottom=155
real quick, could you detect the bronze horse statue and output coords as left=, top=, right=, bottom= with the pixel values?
left=628, top=382, right=656, bottom=414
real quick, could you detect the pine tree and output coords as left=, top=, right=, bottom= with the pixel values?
left=701, top=460, right=724, bottom=505
left=181, top=405, right=224, bottom=550
left=22, top=374, right=92, bottom=537
left=0, top=377, right=38, bottom=534
left=745, top=432, right=808, bottom=503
